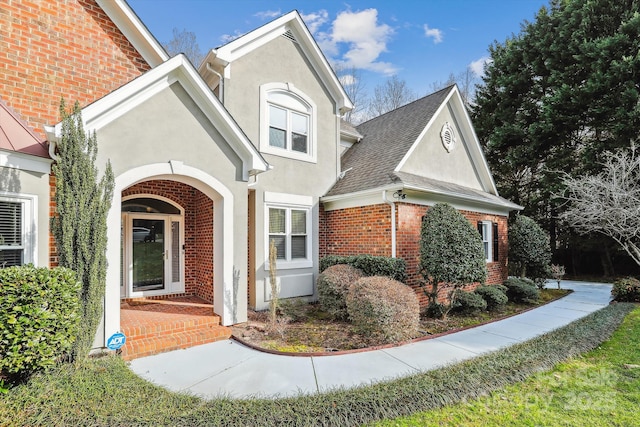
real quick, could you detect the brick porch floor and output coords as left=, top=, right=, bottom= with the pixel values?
left=119, top=296, right=231, bottom=360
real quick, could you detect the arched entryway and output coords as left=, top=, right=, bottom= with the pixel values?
left=103, top=162, right=243, bottom=356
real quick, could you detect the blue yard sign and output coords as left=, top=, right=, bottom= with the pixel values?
left=107, top=332, right=126, bottom=350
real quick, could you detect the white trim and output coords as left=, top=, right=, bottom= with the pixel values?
left=480, top=220, right=493, bottom=263
left=0, top=192, right=37, bottom=266
left=393, top=85, right=499, bottom=196
left=103, top=162, right=239, bottom=348
left=208, top=11, right=352, bottom=114
left=0, top=150, right=52, bottom=174
left=263, top=194, right=313, bottom=271
left=47, top=55, right=269, bottom=181
left=259, top=82, right=318, bottom=163
left=322, top=185, right=515, bottom=216
left=96, top=0, right=168, bottom=67
left=264, top=191, right=313, bottom=206
left=121, top=193, right=185, bottom=215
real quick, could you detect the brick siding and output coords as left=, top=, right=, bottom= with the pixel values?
left=320, top=202, right=509, bottom=307
left=123, top=180, right=215, bottom=303
left=0, top=0, right=150, bottom=138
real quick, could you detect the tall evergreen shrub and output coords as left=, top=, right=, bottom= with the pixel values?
left=509, top=215, right=551, bottom=285
left=419, top=203, right=487, bottom=317
left=51, top=100, right=114, bottom=359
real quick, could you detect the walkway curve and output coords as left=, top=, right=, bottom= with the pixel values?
left=128, top=281, right=613, bottom=399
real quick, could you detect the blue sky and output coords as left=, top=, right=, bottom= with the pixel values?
left=128, top=0, right=548, bottom=97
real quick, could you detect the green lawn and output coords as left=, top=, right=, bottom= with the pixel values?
left=0, top=304, right=637, bottom=426
left=376, top=305, right=640, bottom=427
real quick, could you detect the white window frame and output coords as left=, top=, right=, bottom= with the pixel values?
left=264, top=192, right=313, bottom=270
left=0, top=193, right=36, bottom=267
left=480, top=220, right=493, bottom=263
left=259, top=82, right=317, bottom=163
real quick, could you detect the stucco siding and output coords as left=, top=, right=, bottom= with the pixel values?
left=399, top=103, right=483, bottom=191
left=221, top=35, right=340, bottom=309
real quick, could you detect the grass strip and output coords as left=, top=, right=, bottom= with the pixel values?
left=0, top=303, right=635, bottom=426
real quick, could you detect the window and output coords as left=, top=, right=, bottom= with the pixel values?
left=0, top=195, right=35, bottom=267
left=478, top=221, right=499, bottom=262
left=268, top=105, right=309, bottom=153
left=268, top=207, right=308, bottom=262
left=260, top=83, right=317, bottom=162
left=264, top=192, right=313, bottom=270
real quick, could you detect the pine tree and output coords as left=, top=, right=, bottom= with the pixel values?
left=51, top=100, right=114, bottom=359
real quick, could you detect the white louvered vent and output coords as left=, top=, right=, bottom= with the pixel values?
left=282, top=29, right=297, bottom=43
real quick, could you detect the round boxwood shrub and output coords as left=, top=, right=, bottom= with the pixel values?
left=346, top=276, right=420, bottom=344
left=474, top=285, right=508, bottom=310
left=317, top=264, right=364, bottom=320
left=451, top=290, right=487, bottom=315
left=0, top=265, right=81, bottom=382
left=504, top=277, right=540, bottom=303
left=611, top=276, right=640, bottom=302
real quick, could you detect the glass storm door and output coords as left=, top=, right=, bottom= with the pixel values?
left=132, top=217, right=166, bottom=292
left=121, top=213, right=184, bottom=297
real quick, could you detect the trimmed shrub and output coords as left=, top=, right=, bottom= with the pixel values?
left=0, top=265, right=81, bottom=381
left=508, top=215, right=551, bottom=286
left=419, top=203, right=487, bottom=317
left=278, top=298, right=309, bottom=322
left=424, top=302, right=446, bottom=319
left=504, top=277, right=540, bottom=303
left=475, top=285, right=508, bottom=310
left=612, top=277, right=640, bottom=302
left=451, top=290, right=487, bottom=315
left=317, top=264, right=364, bottom=320
left=319, top=255, right=406, bottom=283
left=346, top=276, right=420, bottom=344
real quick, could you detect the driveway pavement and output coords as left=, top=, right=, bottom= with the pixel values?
left=128, top=281, right=613, bottom=399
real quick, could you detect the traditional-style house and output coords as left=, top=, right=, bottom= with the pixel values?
left=0, top=1, right=520, bottom=359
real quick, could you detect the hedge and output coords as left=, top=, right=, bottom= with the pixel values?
left=0, top=265, right=81, bottom=381
left=319, top=255, right=406, bottom=283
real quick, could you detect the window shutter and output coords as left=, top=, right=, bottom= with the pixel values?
left=477, top=221, right=483, bottom=236
left=493, top=222, right=499, bottom=261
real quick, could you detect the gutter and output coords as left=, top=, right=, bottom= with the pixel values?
left=205, top=62, right=224, bottom=104
left=382, top=190, right=396, bottom=258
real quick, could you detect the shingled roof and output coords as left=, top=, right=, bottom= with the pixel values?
left=326, top=85, right=452, bottom=197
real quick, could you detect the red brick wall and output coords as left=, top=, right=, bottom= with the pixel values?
left=320, top=204, right=392, bottom=257
left=320, top=202, right=510, bottom=308
left=0, top=0, right=150, bottom=138
left=123, top=180, right=215, bottom=303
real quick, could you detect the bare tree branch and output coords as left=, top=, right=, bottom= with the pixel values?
left=559, top=145, right=640, bottom=266
left=163, top=28, right=204, bottom=67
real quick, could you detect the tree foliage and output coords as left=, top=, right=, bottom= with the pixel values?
left=472, top=0, right=640, bottom=258
left=420, top=203, right=487, bottom=315
left=52, top=100, right=114, bottom=359
left=508, top=215, right=552, bottom=284
left=560, top=146, right=640, bottom=267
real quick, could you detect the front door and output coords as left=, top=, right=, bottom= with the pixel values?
left=121, top=213, right=184, bottom=297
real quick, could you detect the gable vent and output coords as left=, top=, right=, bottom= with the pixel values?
left=282, top=29, right=298, bottom=43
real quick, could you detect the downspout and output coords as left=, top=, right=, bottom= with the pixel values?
left=382, top=190, right=396, bottom=258
left=206, top=62, right=224, bottom=104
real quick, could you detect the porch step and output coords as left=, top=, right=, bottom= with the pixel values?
left=119, top=297, right=232, bottom=360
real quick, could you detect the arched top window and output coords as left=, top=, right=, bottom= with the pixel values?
left=260, top=83, right=317, bottom=163
left=122, top=197, right=181, bottom=215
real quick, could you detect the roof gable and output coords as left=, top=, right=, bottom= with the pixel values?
left=201, top=10, right=352, bottom=114
left=46, top=55, right=269, bottom=180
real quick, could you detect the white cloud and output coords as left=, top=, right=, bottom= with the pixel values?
left=219, top=30, right=246, bottom=44
left=325, top=9, right=397, bottom=75
left=470, top=56, right=492, bottom=77
left=339, top=74, right=357, bottom=87
left=423, top=24, right=443, bottom=44
left=254, top=10, right=281, bottom=20
left=301, top=10, right=329, bottom=35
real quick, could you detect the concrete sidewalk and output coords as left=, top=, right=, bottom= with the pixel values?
left=128, top=281, right=613, bottom=399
